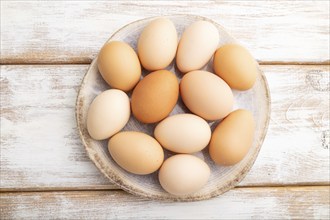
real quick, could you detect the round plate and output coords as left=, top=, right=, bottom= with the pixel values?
left=76, top=15, right=271, bottom=201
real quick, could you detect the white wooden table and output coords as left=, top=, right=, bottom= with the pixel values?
left=1, top=1, right=329, bottom=219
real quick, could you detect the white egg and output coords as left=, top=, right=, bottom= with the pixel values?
left=138, top=17, right=178, bottom=71
left=87, top=89, right=130, bottom=140
left=176, top=21, right=219, bottom=73
left=154, top=114, right=211, bottom=153
left=159, top=154, right=210, bottom=196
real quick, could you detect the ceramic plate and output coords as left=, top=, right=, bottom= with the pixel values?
left=76, top=15, right=271, bottom=201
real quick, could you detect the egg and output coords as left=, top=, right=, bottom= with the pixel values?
left=159, top=154, right=210, bottom=196
left=98, top=41, right=141, bottom=91
left=138, top=18, right=178, bottom=71
left=154, top=114, right=211, bottom=153
left=108, top=131, right=164, bottom=175
left=131, top=70, right=179, bottom=123
left=213, top=44, right=258, bottom=90
left=180, top=70, right=234, bottom=120
left=209, top=109, right=255, bottom=166
left=87, top=89, right=130, bottom=140
left=176, top=21, right=219, bottom=73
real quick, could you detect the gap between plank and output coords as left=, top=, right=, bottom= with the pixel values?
left=1, top=183, right=329, bottom=193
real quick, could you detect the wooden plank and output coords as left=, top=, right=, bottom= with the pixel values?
left=0, top=65, right=113, bottom=190
left=243, top=64, right=330, bottom=186
left=1, top=1, right=329, bottom=64
left=1, top=186, right=329, bottom=219
left=1, top=65, right=329, bottom=191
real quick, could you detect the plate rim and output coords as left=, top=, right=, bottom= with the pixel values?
left=75, top=15, right=271, bottom=202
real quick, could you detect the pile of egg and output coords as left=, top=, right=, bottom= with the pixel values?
left=87, top=18, right=258, bottom=196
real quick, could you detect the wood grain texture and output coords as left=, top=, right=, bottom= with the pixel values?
left=1, top=65, right=329, bottom=191
left=1, top=1, right=329, bottom=64
left=75, top=15, right=271, bottom=201
left=1, top=186, right=329, bottom=219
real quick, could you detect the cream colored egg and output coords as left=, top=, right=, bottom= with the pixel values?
left=176, top=21, right=219, bottom=73
left=159, top=154, right=210, bottom=196
left=98, top=41, right=141, bottom=91
left=209, top=109, right=255, bottom=166
left=108, top=131, right=164, bottom=175
left=154, top=114, right=211, bottom=153
left=180, top=70, right=234, bottom=120
left=138, top=18, right=178, bottom=71
left=87, top=89, right=130, bottom=140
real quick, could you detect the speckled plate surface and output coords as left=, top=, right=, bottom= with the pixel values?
left=76, top=15, right=271, bottom=201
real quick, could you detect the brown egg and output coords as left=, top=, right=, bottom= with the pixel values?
left=213, top=44, right=258, bottom=90
left=98, top=41, right=141, bottom=91
left=209, top=109, right=255, bottom=166
left=131, top=70, right=179, bottom=123
left=180, top=70, right=233, bottom=121
left=108, top=131, right=164, bottom=175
